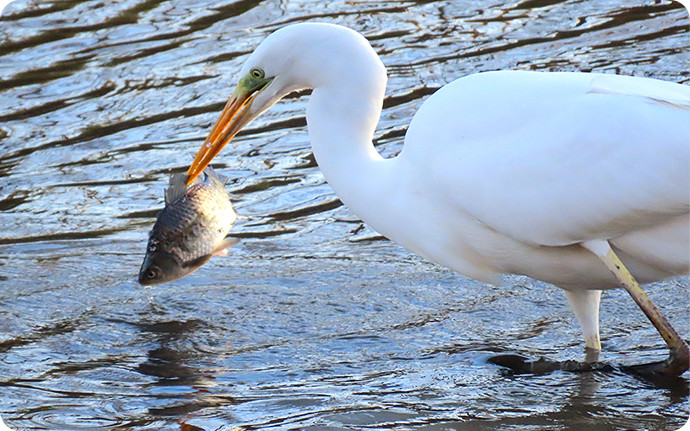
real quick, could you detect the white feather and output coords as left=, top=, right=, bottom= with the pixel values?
left=228, top=23, right=689, bottom=349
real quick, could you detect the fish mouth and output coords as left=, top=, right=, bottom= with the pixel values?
left=138, top=261, right=162, bottom=286
left=138, top=251, right=212, bottom=286
left=138, top=251, right=182, bottom=286
left=138, top=272, right=158, bottom=286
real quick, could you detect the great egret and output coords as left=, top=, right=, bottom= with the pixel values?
left=186, top=23, right=689, bottom=375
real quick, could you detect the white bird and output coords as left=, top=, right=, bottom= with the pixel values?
left=185, top=23, right=690, bottom=375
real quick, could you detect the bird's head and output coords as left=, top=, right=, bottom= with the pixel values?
left=185, top=23, right=381, bottom=184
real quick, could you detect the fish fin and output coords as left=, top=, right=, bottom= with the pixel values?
left=204, top=166, right=228, bottom=184
left=183, top=254, right=213, bottom=271
left=165, top=172, right=193, bottom=205
left=212, top=237, right=240, bottom=257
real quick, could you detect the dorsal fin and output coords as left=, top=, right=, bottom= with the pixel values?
left=205, top=166, right=228, bottom=184
left=165, top=173, right=188, bottom=205
left=165, top=171, right=202, bottom=205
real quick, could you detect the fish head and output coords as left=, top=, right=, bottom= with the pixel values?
left=138, top=250, right=192, bottom=286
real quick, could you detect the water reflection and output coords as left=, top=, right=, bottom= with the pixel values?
left=129, top=310, right=226, bottom=426
left=136, top=319, right=206, bottom=388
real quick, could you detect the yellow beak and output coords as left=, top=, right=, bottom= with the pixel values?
left=186, top=73, right=272, bottom=185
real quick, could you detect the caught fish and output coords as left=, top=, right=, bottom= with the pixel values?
left=138, top=167, right=239, bottom=285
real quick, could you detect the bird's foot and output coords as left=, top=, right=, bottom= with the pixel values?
left=621, top=350, right=689, bottom=379
left=487, top=354, right=613, bottom=374
left=488, top=352, right=688, bottom=382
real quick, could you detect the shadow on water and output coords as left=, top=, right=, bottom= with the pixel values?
left=135, top=317, right=225, bottom=419
left=105, top=305, right=246, bottom=429
left=0, top=0, right=688, bottom=429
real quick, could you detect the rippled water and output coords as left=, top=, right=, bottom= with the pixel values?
left=1, top=0, right=689, bottom=430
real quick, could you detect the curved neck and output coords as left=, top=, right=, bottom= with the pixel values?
left=306, top=83, right=397, bottom=233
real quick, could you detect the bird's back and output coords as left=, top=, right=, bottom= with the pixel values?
left=399, top=71, right=689, bottom=285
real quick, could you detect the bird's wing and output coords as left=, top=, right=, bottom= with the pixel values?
left=404, top=71, right=690, bottom=246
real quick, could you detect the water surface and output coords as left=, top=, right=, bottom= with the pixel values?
left=0, top=0, right=689, bottom=429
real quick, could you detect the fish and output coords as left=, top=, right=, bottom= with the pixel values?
left=138, top=167, right=239, bottom=285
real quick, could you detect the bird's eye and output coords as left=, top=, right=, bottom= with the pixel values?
left=250, top=67, right=264, bottom=79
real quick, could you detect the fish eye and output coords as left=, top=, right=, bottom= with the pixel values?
left=250, top=67, right=264, bottom=79
left=145, top=268, right=158, bottom=279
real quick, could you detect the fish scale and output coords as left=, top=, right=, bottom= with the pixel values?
left=159, top=187, right=228, bottom=257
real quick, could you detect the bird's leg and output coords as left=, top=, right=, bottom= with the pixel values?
left=488, top=288, right=609, bottom=374
left=582, top=240, right=689, bottom=376
left=564, top=290, right=602, bottom=363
